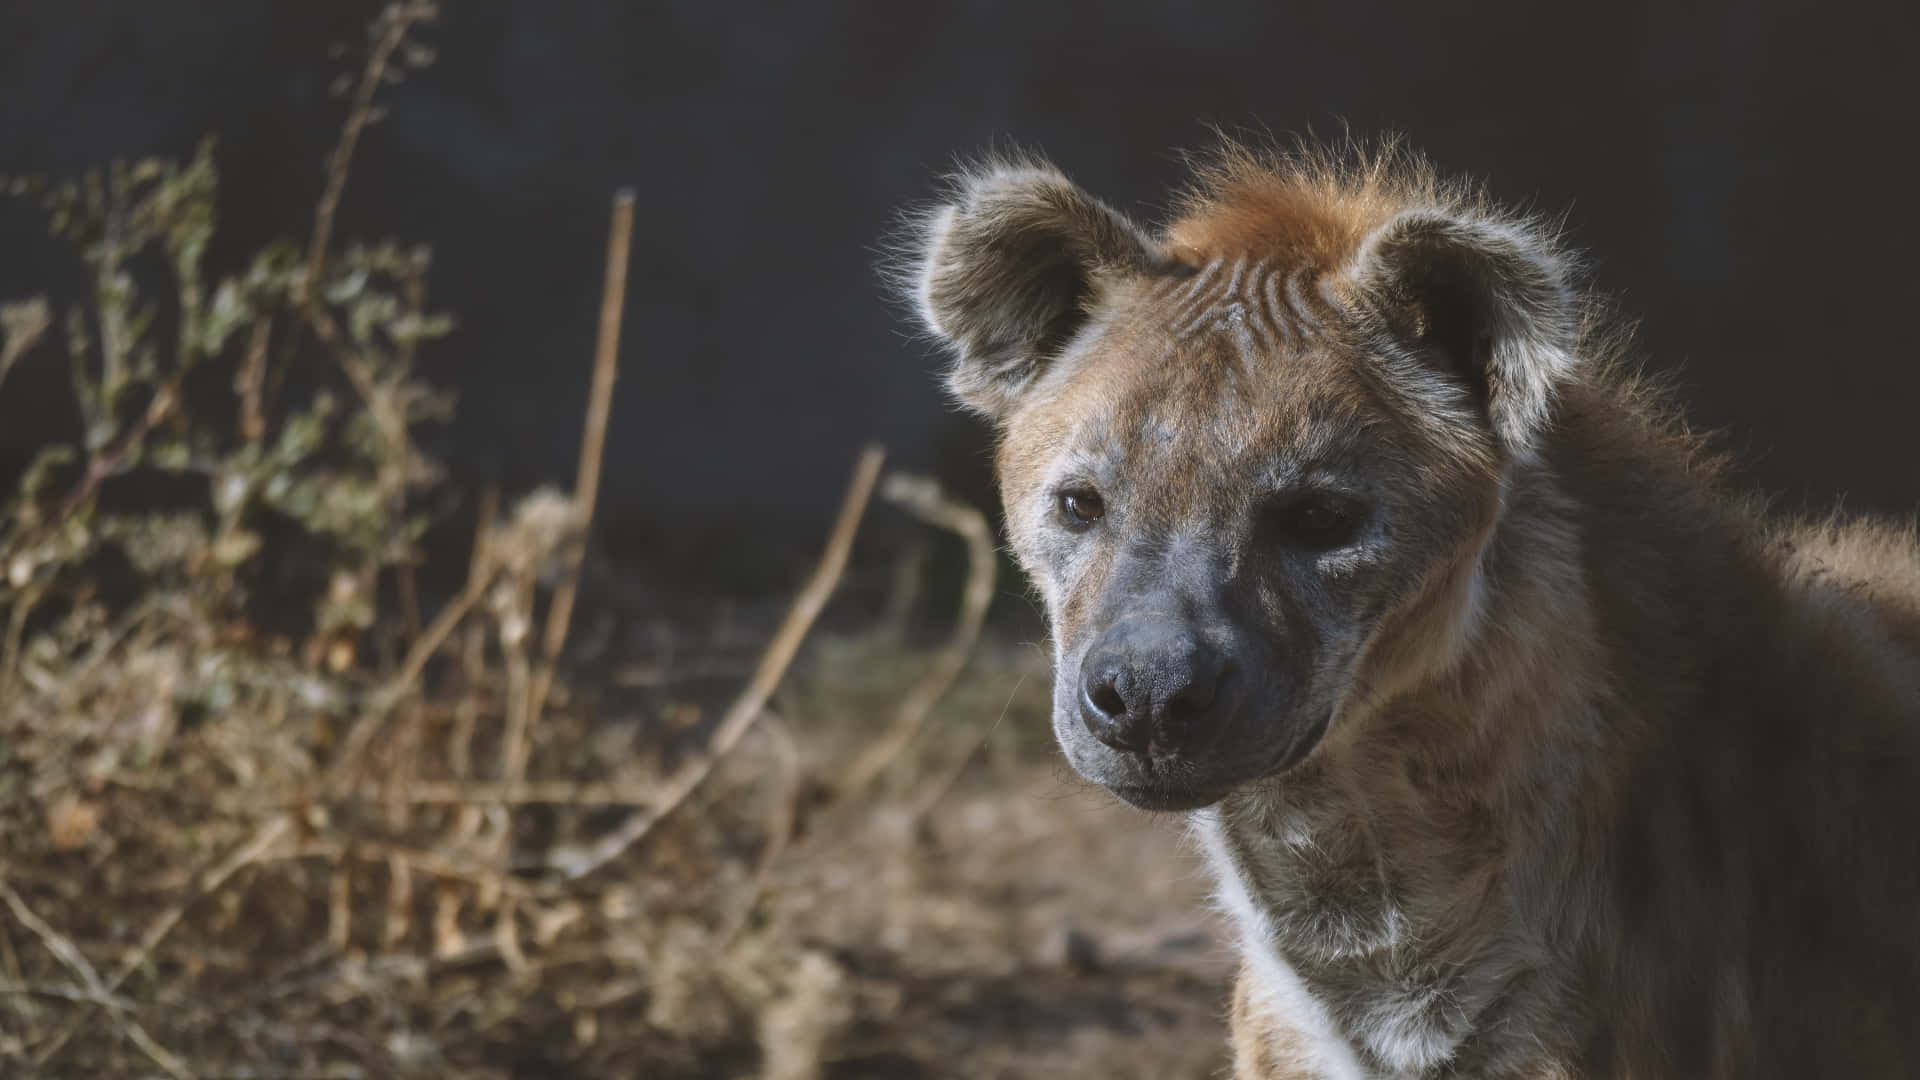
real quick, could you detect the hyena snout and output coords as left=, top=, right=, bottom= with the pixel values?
left=1078, top=618, right=1233, bottom=758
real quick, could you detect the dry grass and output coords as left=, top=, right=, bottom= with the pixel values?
left=0, top=6, right=1232, bottom=1077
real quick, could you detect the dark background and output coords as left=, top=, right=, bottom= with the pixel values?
left=4, top=0, right=1916, bottom=586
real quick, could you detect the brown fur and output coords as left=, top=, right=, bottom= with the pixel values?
left=899, top=138, right=1920, bottom=1077
left=1165, top=141, right=1447, bottom=262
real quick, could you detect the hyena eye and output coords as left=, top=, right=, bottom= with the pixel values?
left=1057, top=488, right=1106, bottom=530
left=1265, top=492, right=1368, bottom=551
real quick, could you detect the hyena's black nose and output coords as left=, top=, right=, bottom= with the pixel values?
left=1079, top=622, right=1230, bottom=755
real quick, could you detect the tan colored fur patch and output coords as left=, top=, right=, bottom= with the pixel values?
left=1165, top=143, right=1436, bottom=269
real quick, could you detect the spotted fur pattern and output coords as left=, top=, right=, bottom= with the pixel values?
left=895, top=138, right=1920, bottom=1077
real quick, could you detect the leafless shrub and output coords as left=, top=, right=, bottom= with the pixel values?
left=0, top=7, right=1220, bottom=1078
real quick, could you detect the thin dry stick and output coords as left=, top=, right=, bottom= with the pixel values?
left=431, top=879, right=466, bottom=960
left=246, top=775, right=756, bottom=811
left=493, top=895, right=528, bottom=974
left=336, top=563, right=498, bottom=767
left=0, top=878, right=196, bottom=1080
left=719, top=715, right=801, bottom=946
left=48, top=361, right=195, bottom=524
left=381, top=697, right=426, bottom=826
left=286, top=841, right=534, bottom=900
left=339, top=779, right=677, bottom=806
left=104, top=816, right=290, bottom=992
left=0, top=912, right=29, bottom=1030
left=524, top=188, right=636, bottom=732
left=0, top=981, right=135, bottom=1011
left=300, top=2, right=435, bottom=307
left=541, top=443, right=887, bottom=880
left=0, top=583, right=43, bottom=707
left=448, top=485, right=499, bottom=783
left=326, top=861, right=353, bottom=949
left=233, top=314, right=271, bottom=446
left=332, top=489, right=499, bottom=781
left=443, top=492, right=495, bottom=871
left=25, top=816, right=290, bottom=1071
left=382, top=854, right=413, bottom=950
left=837, top=473, right=998, bottom=796
left=497, top=569, right=536, bottom=784
left=293, top=3, right=437, bottom=505
left=0, top=879, right=104, bottom=1001
left=396, top=547, right=425, bottom=646
left=0, top=296, right=51, bottom=396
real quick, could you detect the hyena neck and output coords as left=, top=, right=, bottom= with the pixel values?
left=1201, top=453, right=1615, bottom=1076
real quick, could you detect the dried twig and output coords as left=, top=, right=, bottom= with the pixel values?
left=233, top=314, right=272, bottom=446
left=334, top=780, right=676, bottom=806
left=0, top=980, right=135, bottom=1011
left=332, top=488, right=499, bottom=781
left=498, top=186, right=632, bottom=801
left=0, top=296, right=51, bottom=395
left=382, top=854, right=413, bottom=950
left=447, top=484, right=498, bottom=782
left=523, top=188, right=636, bottom=744
left=837, top=472, right=998, bottom=796
left=497, top=569, right=536, bottom=784
left=293, top=1, right=440, bottom=535
left=300, top=2, right=436, bottom=310
left=431, top=879, right=466, bottom=961
left=25, top=815, right=289, bottom=1071
left=0, top=879, right=104, bottom=1002
left=326, top=861, right=353, bottom=950
left=720, top=715, right=802, bottom=946
left=105, top=816, right=290, bottom=992
left=0, top=877, right=196, bottom=1079
left=0, top=583, right=42, bottom=707
left=287, top=840, right=533, bottom=900
left=494, top=895, right=529, bottom=975
left=540, top=443, right=887, bottom=880
left=49, top=363, right=193, bottom=523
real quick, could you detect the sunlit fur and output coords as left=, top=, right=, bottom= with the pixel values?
left=898, top=137, right=1920, bottom=1077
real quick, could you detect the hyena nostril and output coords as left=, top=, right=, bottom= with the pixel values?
left=1088, top=679, right=1128, bottom=721
left=1080, top=652, right=1149, bottom=751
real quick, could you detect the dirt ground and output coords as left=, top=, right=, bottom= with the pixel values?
left=619, top=627, right=1237, bottom=1079
left=773, top=781, right=1234, bottom=1079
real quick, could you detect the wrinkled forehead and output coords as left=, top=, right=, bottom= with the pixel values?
left=1009, top=258, right=1392, bottom=498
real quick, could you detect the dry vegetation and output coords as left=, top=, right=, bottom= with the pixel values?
left=0, top=6, right=1229, bottom=1077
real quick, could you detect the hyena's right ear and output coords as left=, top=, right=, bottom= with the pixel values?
left=902, top=159, right=1152, bottom=420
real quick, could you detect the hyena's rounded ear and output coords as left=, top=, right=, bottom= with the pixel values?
left=1349, top=210, right=1581, bottom=452
left=900, top=160, right=1152, bottom=420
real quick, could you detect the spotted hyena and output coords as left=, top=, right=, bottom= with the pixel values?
left=897, top=140, right=1920, bottom=1078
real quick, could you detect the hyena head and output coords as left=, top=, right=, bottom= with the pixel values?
left=902, top=144, right=1582, bottom=811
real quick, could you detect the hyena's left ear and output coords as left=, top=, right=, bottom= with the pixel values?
left=903, top=159, right=1153, bottom=420
left=1347, top=210, right=1581, bottom=452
